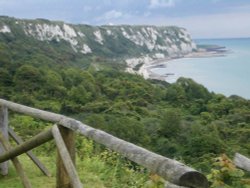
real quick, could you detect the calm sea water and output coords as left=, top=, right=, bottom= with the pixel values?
left=151, top=38, right=250, bottom=99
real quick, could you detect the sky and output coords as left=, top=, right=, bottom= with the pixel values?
left=0, top=0, right=250, bottom=38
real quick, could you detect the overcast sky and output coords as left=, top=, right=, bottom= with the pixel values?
left=1, top=0, right=250, bottom=38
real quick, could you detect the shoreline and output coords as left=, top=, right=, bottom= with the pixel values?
left=137, top=49, right=229, bottom=81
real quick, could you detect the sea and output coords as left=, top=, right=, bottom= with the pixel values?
left=151, top=38, right=250, bottom=99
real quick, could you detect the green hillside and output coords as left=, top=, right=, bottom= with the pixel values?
left=0, top=16, right=250, bottom=187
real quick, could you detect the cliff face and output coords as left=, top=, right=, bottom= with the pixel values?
left=0, top=16, right=196, bottom=59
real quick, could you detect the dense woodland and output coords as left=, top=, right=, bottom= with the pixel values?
left=0, top=30, right=250, bottom=187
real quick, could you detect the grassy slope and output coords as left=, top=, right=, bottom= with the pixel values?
left=0, top=150, right=149, bottom=188
left=0, top=155, right=55, bottom=188
left=0, top=155, right=120, bottom=188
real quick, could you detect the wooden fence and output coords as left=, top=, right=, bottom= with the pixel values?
left=0, top=99, right=209, bottom=188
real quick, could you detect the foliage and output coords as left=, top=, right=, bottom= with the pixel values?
left=0, top=17, right=250, bottom=186
left=0, top=151, right=150, bottom=188
left=1, top=62, right=250, bottom=185
left=207, top=154, right=250, bottom=188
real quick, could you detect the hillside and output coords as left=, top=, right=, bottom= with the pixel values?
left=0, top=16, right=250, bottom=187
left=0, top=16, right=196, bottom=59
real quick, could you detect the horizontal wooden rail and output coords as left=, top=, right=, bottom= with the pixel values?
left=0, top=99, right=208, bottom=188
left=234, top=153, right=250, bottom=172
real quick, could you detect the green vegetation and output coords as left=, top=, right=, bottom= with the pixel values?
left=0, top=148, right=149, bottom=188
left=0, top=16, right=250, bottom=187
left=1, top=60, right=250, bottom=187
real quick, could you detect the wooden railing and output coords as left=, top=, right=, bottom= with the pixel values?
left=0, top=99, right=209, bottom=188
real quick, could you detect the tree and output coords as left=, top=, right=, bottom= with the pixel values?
left=68, top=85, right=91, bottom=105
left=158, top=109, right=182, bottom=138
left=0, top=68, right=12, bottom=86
left=176, top=77, right=211, bottom=101
left=43, top=70, right=66, bottom=98
left=14, top=65, right=44, bottom=92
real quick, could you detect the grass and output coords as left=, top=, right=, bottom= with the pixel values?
left=0, top=155, right=55, bottom=188
left=0, top=154, right=105, bottom=188
left=0, top=151, right=150, bottom=188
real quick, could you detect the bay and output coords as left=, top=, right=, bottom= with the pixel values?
left=151, top=38, right=250, bottom=99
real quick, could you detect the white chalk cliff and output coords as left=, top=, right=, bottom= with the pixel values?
left=0, top=16, right=196, bottom=58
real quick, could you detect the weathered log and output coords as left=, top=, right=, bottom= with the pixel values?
left=0, top=105, right=9, bottom=175
left=0, top=132, right=32, bottom=188
left=0, top=99, right=64, bottom=122
left=0, top=99, right=209, bottom=188
left=8, top=127, right=51, bottom=177
left=234, top=153, right=250, bottom=172
left=60, top=118, right=208, bottom=188
left=52, top=125, right=82, bottom=188
left=0, top=128, right=53, bottom=163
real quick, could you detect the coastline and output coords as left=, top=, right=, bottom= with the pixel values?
left=134, top=49, right=229, bottom=81
left=126, top=38, right=250, bottom=99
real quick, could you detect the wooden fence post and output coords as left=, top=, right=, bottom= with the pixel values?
left=56, top=125, right=76, bottom=188
left=0, top=105, right=8, bottom=175
left=52, top=125, right=82, bottom=188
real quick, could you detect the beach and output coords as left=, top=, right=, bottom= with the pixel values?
left=126, top=48, right=229, bottom=81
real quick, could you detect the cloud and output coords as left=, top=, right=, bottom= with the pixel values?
left=211, top=0, right=221, bottom=3
left=144, top=11, right=152, bottom=17
left=94, top=9, right=130, bottom=24
left=149, top=0, right=176, bottom=9
left=83, top=6, right=93, bottom=12
left=103, top=10, right=123, bottom=20
left=126, top=11, right=250, bottom=38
